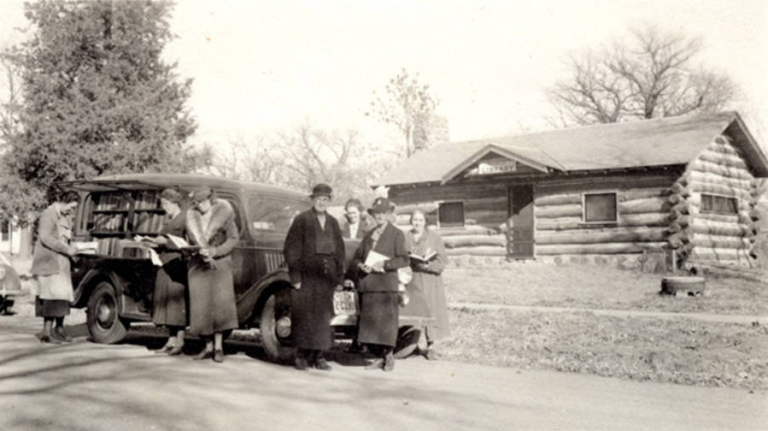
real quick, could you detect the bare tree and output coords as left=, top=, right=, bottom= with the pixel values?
left=549, top=27, right=738, bottom=126
left=367, top=68, right=442, bottom=157
left=202, top=134, right=284, bottom=185
left=0, top=52, right=22, bottom=148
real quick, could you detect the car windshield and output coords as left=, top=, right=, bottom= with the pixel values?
left=247, top=194, right=310, bottom=232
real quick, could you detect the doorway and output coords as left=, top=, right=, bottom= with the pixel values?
left=507, top=185, right=534, bottom=259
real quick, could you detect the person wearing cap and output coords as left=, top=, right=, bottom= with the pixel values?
left=350, top=197, right=410, bottom=371
left=148, top=188, right=189, bottom=356
left=185, top=186, right=239, bottom=363
left=283, top=183, right=346, bottom=371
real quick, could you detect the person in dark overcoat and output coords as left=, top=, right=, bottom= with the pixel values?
left=185, top=187, right=239, bottom=363
left=351, top=197, right=409, bottom=372
left=30, top=189, right=80, bottom=343
left=150, top=188, right=189, bottom=356
left=283, top=183, right=345, bottom=371
left=405, top=210, right=450, bottom=360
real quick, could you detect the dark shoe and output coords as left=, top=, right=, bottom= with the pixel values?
left=383, top=352, right=395, bottom=372
left=167, top=345, right=184, bottom=356
left=294, top=357, right=309, bottom=370
left=365, top=359, right=384, bottom=370
left=53, top=327, right=72, bottom=343
left=39, top=334, right=62, bottom=344
left=213, top=349, right=224, bottom=363
left=314, top=357, right=332, bottom=371
left=193, top=350, right=213, bottom=360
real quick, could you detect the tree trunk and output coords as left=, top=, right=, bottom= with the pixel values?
left=18, top=225, right=34, bottom=258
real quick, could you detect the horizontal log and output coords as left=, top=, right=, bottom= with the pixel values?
left=695, top=212, right=740, bottom=223
left=535, top=217, right=583, bottom=231
left=697, top=150, right=749, bottom=170
left=668, top=193, right=686, bottom=205
left=685, top=171, right=754, bottom=191
left=687, top=160, right=754, bottom=180
left=620, top=212, right=671, bottom=226
left=446, top=246, right=508, bottom=256
left=534, top=193, right=582, bottom=206
left=703, top=142, right=740, bottom=156
left=691, top=235, right=752, bottom=249
left=691, top=219, right=750, bottom=237
left=394, top=202, right=439, bottom=215
left=536, top=227, right=668, bottom=245
left=619, top=197, right=670, bottom=214
left=434, top=225, right=498, bottom=236
left=535, top=204, right=583, bottom=219
left=536, top=212, right=671, bottom=230
left=686, top=181, right=752, bottom=200
left=536, top=242, right=668, bottom=255
left=690, top=247, right=751, bottom=262
left=670, top=183, right=691, bottom=197
left=444, top=235, right=506, bottom=249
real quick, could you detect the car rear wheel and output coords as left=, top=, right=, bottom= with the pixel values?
left=260, top=290, right=295, bottom=362
left=87, top=281, right=129, bottom=344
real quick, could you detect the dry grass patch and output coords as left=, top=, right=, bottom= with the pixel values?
left=440, top=307, right=768, bottom=390
left=444, top=264, right=768, bottom=316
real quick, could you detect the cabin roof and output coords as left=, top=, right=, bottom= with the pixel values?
left=377, top=111, right=768, bottom=186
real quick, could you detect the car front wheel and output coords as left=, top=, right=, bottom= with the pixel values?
left=86, top=281, right=129, bottom=344
left=259, top=289, right=295, bottom=362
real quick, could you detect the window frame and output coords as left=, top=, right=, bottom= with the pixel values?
left=437, top=200, right=466, bottom=228
left=581, top=191, right=619, bottom=224
left=700, top=193, right=739, bottom=215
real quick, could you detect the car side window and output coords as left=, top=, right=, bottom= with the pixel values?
left=247, top=195, right=309, bottom=232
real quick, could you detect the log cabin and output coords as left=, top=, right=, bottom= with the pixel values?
left=376, top=111, right=768, bottom=268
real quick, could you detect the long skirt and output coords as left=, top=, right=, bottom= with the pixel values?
left=291, top=273, right=334, bottom=351
left=413, top=272, right=451, bottom=341
left=187, top=256, right=238, bottom=337
left=35, top=297, right=70, bottom=318
left=152, top=258, right=188, bottom=327
left=358, top=292, right=399, bottom=347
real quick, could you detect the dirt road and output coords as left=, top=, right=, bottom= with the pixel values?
left=1, top=315, right=765, bottom=431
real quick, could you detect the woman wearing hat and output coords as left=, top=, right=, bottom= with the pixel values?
left=150, top=188, right=189, bottom=355
left=185, top=187, right=239, bottom=363
left=283, top=183, right=346, bottom=371
left=351, top=197, right=410, bottom=371
left=30, top=189, right=80, bottom=343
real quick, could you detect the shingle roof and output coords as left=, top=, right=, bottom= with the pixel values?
left=377, top=111, right=768, bottom=186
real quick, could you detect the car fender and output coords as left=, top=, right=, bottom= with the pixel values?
left=73, top=269, right=129, bottom=308
left=236, top=268, right=293, bottom=325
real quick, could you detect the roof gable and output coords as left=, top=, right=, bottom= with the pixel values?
left=440, top=145, right=554, bottom=184
left=376, top=111, right=768, bottom=186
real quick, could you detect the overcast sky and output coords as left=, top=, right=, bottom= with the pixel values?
left=2, top=0, right=767, bottom=149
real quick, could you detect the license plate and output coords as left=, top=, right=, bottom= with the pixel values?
left=333, top=291, right=357, bottom=315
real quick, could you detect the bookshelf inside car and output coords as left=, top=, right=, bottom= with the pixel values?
left=87, top=190, right=167, bottom=237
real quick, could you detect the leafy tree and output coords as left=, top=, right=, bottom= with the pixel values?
left=368, top=68, right=443, bottom=157
left=549, top=27, right=738, bottom=126
left=3, top=0, right=197, bottom=256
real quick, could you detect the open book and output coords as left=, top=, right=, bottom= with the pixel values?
left=408, top=248, right=437, bottom=263
left=73, top=241, right=99, bottom=255
left=165, top=234, right=190, bottom=249
left=364, top=250, right=389, bottom=267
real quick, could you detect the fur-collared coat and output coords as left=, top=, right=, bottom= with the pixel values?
left=185, top=199, right=239, bottom=336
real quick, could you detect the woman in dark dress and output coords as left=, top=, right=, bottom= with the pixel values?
left=351, top=197, right=409, bottom=371
left=185, top=187, right=239, bottom=363
left=283, top=183, right=346, bottom=371
left=151, top=188, right=188, bottom=355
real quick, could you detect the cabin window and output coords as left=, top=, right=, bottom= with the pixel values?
left=438, top=201, right=465, bottom=227
left=701, top=194, right=738, bottom=215
left=583, top=192, right=617, bottom=223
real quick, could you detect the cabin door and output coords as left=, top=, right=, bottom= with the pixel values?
left=507, top=185, right=534, bottom=259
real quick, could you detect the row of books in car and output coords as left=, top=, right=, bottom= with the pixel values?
left=78, top=238, right=152, bottom=259
left=92, top=213, right=124, bottom=232
left=134, top=191, right=161, bottom=210
left=95, top=193, right=129, bottom=211
left=132, top=212, right=166, bottom=233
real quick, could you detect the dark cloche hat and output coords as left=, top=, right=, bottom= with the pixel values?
left=368, top=197, right=394, bottom=215
left=310, top=183, right=333, bottom=198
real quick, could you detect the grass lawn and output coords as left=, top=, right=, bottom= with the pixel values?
left=444, top=263, right=768, bottom=316
left=434, top=263, right=768, bottom=390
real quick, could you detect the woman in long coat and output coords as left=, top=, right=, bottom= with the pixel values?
left=351, top=197, right=409, bottom=371
left=30, top=190, right=80, bottom=343
left=405, top=210, right=450, bottom=359
left=284, top=183, right=345, bottom=371
left=151, top=188, right=188, bottom=355
left=185, top=187, right=239, bottom=363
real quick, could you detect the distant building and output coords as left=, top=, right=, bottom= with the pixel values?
left=376, top=111, right=767, bottom=268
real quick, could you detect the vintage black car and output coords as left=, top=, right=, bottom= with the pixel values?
left=61, top=174, right=427, bottom=361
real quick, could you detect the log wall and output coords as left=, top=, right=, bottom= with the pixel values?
left=534, top=173, right=677, bottom=256
left=674, top=135, right=761, bottom=266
